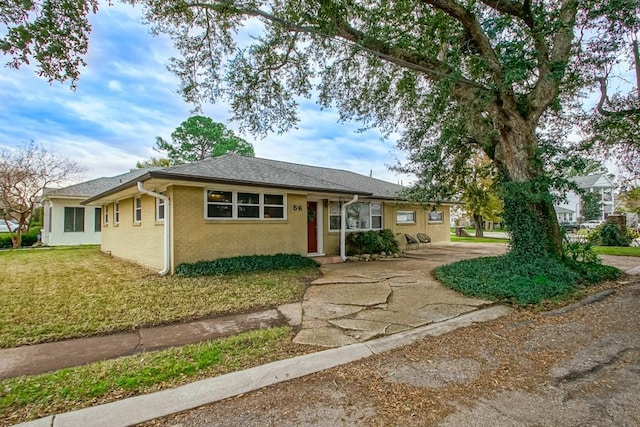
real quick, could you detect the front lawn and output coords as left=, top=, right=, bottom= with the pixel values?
left=0, top=327, right=314, bottom=425
left=593, top=246, right=640, bottom=257
left=0, top=247, right=318, bottom=348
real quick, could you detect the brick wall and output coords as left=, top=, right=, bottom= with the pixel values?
left=100, top=195, right=164, bottom=271
left=171, top=186, right=308, bottom=266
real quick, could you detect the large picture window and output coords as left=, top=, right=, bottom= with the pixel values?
left=64, top=207, right=85, bottom=232
left=328, top=201, right=383, bottom=231
left=206, top=190, right=285, bottom=220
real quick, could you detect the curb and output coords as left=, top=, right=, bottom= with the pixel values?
left=16, top=305, right=511, bottom=427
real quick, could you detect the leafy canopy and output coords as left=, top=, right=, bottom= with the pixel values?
left=153, top=116, right=255, bottom=165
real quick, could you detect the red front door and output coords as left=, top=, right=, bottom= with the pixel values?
left=307, top=202, right=318, bottom=253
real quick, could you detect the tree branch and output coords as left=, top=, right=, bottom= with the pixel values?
left=527, top=0, right=578, bottom=123
left=190, top=0, right=490, bottom=96
left=595, top=77, right=640, bottom=116
left=422, top=0, right=503, bottom=77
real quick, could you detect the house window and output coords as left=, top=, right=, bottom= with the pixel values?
left=64, top=207, right=85, bottom=232
left=264, top=194, right=284, bottom=218
left=156, top=195, right=166, bottom=221
left=397, top=210, right=416, bottom=224
left=134, top=197, right=142, bottom=223
left=328, top=201, right=383, bottom=231
left=205, top=190, right=285, bottom=219
left=237, top=192, right=260, bottom=218
left=103, top=205, right=109, bottom=224
left=207, top=190, right=233, bottom=218
left=94, top=208, right=102, bottom=232
left=114, top=202, right=120, bottom=224
left=428, top=211, right=444, bottom=223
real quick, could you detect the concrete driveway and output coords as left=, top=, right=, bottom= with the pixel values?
left=294, top=243, right=509, bottom=347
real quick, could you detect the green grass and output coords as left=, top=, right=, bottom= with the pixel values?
left=0, top=327, right=312, bottom=425
left=0, top=247, right=318, bottom=348
left=593, top=246, right=640, bottom=257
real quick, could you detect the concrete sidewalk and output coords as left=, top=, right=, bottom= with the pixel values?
left=0, top=309, right=292, bottom=380
left=16, top=305, right=512, bottom=427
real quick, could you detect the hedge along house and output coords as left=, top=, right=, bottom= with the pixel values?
left=82, top=154, right=453, bottom=274
left=41, top=169, right=160, bottom=246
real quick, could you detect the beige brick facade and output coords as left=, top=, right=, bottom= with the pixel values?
left=100, top=195, right=165, bottom=271
left=98, top=184, right=452, bottom=272
left=170, top=185, right=308, bottom=266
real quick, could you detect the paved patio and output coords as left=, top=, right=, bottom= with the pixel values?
left=294, top=243, right=509, bottom=347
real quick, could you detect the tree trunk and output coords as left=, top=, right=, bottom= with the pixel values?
left=492, top=117, right=563, bottom=259
left=473, top=214, right=484, bottom=237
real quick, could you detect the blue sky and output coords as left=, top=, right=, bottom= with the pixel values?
left=0, top=3, right=410, bottom=186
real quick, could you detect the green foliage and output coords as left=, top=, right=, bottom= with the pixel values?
left=175, top=253, right=318, bottom=277
left=500, top=180, right=559, bottom=258
left=154, top=116, right=255, bottom=165
left=346, top=229, right=399, bottom=255
left=589, top=222, right=630, bottom=246
left=434, top=254, right=579, bottom=305
left=0, top=227, right=41, bottom=249
left=581, top=192, right=603, bottom=221
left=563, top=238, right=600, bottom=264
left=135, top=157, right=171, bottom=169
left=436, top=251, right=621, bottom=306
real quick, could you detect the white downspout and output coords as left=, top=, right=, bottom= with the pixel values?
left=340, top=195, right=359, bottom=261
left=137, top=182, right=170, bottom=276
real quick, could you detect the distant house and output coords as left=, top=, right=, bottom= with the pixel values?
left=80, top=154, right=454, bottom=274
left=41, top=169, right=159, bottom=246
left=554, top=174, right=616, bottom=223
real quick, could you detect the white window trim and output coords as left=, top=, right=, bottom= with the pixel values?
left=114, top=201, right=120, bottom=224
left=103, top=205, right=109, bottom=225
left=204, top=189, right=287, bottom=220
left=396, top=210, right=416, bottom=224
left=134, top=197, right=142, bottom=223
left=156, top=195, right=166, bottom=222
left=328, top=200, right=383, bottom=232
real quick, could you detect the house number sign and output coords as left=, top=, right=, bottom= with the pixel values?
left=292, top=205, right=304, bottom=211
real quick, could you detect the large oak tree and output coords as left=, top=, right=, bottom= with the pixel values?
left=3, top=0, right=639, bottom=258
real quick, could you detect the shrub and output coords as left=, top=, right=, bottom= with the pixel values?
left=175, top=253, right=318, bottom=277
left=0, top=227, right=41, bottom=249
left=346, top=229, right=399, bottom=255
left=589, top=222, right=629, bottom=247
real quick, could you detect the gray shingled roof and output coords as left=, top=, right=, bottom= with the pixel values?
left=81, top=155, right=407, bottom=204
left=152, top=154, right=405, bottom=198
left=571, top=174, right=613, bottom=189
left=44, top=168, right=162, bottom=198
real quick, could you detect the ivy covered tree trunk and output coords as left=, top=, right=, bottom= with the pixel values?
left=492, top=122, right=563, bottom=259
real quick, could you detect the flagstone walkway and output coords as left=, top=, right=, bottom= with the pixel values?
left=293, top=243, right=508, bottom=347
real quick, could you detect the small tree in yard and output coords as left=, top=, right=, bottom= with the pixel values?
left=581, top=192, right=602, bottom=222
left=0, top=143, right=83, bottom=248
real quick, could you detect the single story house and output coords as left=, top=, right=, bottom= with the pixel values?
left=41, top=169, right=159, bottom=246
left=82, top=155, right=453, bottom=274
